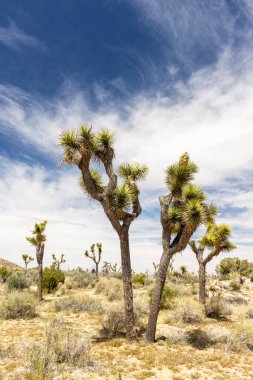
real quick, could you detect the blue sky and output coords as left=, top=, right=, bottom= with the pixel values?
left=0, top=0, right=253, bottom=272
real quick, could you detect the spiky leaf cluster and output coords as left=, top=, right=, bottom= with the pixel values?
left=110, top=183, right=135, bottom=219
left=118, top=163, right=148, bottom=183
left=59, top=125, right=115, bottom=165
left=165, top=153, right=198, bottom=197
left=200, top=224, right=236, bottom=252
left=165, top=154, right=217, bottom=236
left=26, top=220, right=47, bottom=248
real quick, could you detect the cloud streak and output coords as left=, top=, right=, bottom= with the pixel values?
left=0, top=21, right=43, bottom=50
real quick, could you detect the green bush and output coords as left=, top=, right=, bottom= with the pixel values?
left=43, top=267, right=65, bottom=294
left=132, top=273, right=147, bottom=287
left=0, top=267, right=11, bottom=283
left=0, top=291, right=37, bottom=319
left=149, top=284, right=178, bottom=310
left=6, top=272, right=30, bottom=291
left=230, top=280, right=241, bottom=291
left=216, top=258, right=253, bottom=278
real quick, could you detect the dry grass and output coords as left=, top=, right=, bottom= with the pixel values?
left=0, top=278, right=252, bottom=379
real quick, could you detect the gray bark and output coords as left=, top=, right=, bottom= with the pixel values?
left=119, top=229, right=137, bottom=341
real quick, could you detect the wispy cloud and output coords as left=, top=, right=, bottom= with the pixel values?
left=0, top=44, right=253, bottom=272
left=0, top=20, right=43, bottom=50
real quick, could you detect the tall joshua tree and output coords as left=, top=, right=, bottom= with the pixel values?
left=52, top=253, right=66, bottom=270
left=26, top=220, right=47, bottom=301
left=189, top=223, right=236, bottom=305
left=22, top=254, right=34, bottom=270
left=59, top=125, right=148, bottom=341
left=84, top=243, right=102, bottom=278
left=145, top=153, right=217, bottom=342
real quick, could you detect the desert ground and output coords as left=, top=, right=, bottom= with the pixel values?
left=0, top=264, right=253, bottom=380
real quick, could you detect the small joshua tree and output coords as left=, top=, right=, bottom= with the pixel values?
left=153, top=262, right=159, bottom=275
left=103, top=261, right=120, bottom=273
left=52, top=253, right=66, bottom=270
left=59, top=125, right=148, bottom=341
left=22, top=254, right=34, bottom=270
left=26, top=220, right=47, bottom=301
left=189, top=223, right=236, bottom=305
left=84, top=243, right=102, bottom=278
left=145, top=153, right=217, bottom=342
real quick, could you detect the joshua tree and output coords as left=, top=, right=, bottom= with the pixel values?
left=189, top=223, right=236, bottom=305
left=84, top=243, right=102, bottom=278
left=180, top=265, right=188, bottom=276
left=52, top=253, right=66, bottom=270
left=26, top=220, right=47, bottom=301
left=22, top=254, right=34, bottom=270
left=145, top=153, right=217, bottom=342
left=59, top=125, right=148, bottom=341
left=153, top=262, right=159, bottom=275
left=103, top=261, right=121, bottom=273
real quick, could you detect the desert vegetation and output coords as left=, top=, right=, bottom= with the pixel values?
left=0, top=131, right=252, bottom=379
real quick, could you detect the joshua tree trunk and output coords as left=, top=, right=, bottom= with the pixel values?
left=199, top=262, right=206, bottom=305
left=36, top=244, right=44, bottom=301
left=146, top=247, right=172, bottom=342
left=95, top=262, right=99, bottom=278
left=119, top=228, right=137, bottom=341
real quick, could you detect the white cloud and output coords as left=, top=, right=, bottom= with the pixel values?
left=0, top=21, right=43, bottom=50
left=1, top=45, right=253, bottom=272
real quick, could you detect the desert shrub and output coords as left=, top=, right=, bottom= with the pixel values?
left=95, top=277, right=123, bottom=301
left=250, top=273, right=253, bottom=282
left=205, top=297, right=232, bottom=319
left=55, top=284, right=67, bottom=297
left=43, top=267, right=65, bottom=294
left=54, top=295, right=101, bottom=313
left=150, top=284, right=178, bottom=310
left=110, top=272, right=122, bottom=280
left=134, top=296, right=150, bottom=317
left=66, top=270, right=97, bottom=288
left=26, top=270, right=39, bottom=286
left=26, top=318, right=91, bottom=377
left=6, top=272, right=30, bottom=291
left=166, top=327, right=188, bottom=344
left=226, top=322, right=253, bottom=352
left=230, top=280, right=241, bottom=291
left=216, top=257, right=253, bottom=278
left=245, top=308, right=253, bottom=319
left=99, top=309, right=125, bottom=338
left=0, top=291, right=36, bottom=319
left=0, top=267, right=11, bottom=283
left=175, top=303, right=203, bottom=324
left=204, top=326, right=230, bottom=344
left=226, top=296, right=248, bottom=305
left=132, top=273, right=147, bottom=287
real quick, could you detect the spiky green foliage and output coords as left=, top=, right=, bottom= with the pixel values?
left=165, top=153, right=198, bottom=196
left=79, top=169, right=104, bottom=197
left=110, top=184, right=135, bottom=218
left=182, top=184, right=206, bottom=202
left=183, top=199, right=203, bottom=227
left=79, top=125, right=95, bottom=148
left=200, top=224, right=236, bottom=251
left=168, top=206, right=181, bottom=223
left=26, top=220, right=47, bottom=248
left=118, top=163, right=148, bottom=182
left=95, top=129, right=115, bottom=152
left=22, top=254, right=34, bottom=268
left=52, top=254, right=66, bottom=270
